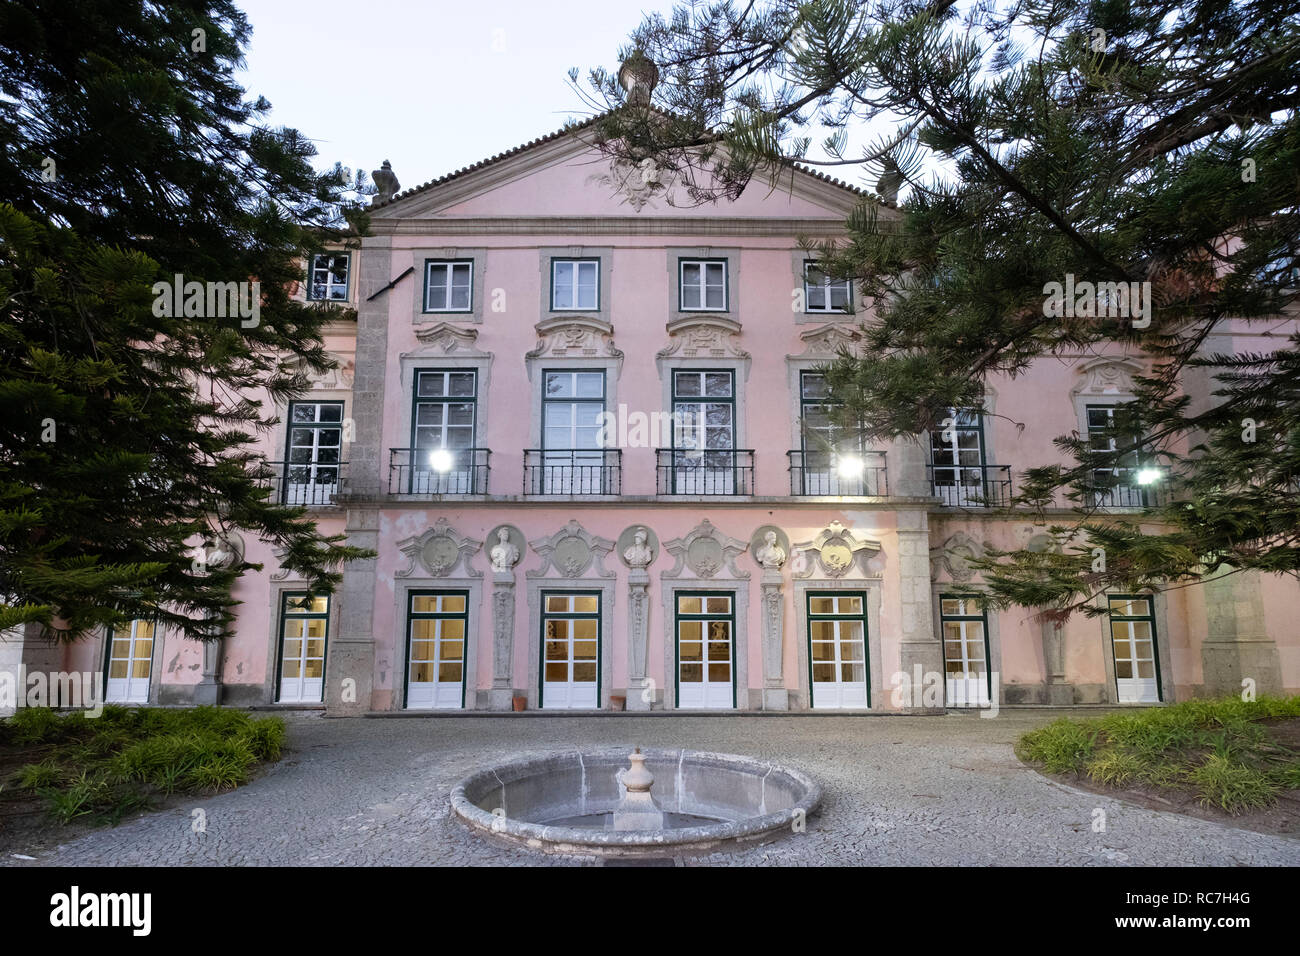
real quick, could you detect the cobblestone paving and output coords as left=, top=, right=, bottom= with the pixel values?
left=4, top=711, right=1298, bottom=866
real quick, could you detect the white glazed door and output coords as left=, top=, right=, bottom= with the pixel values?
left=541, top=593, right=599, bottom=709
left=278, top=595, right=327, bottom=703
left=105, top=620, right=154, bottom=704
left=940, top=596, right=990, bottom=707
left=1110, top=597, right=1160, bottom=702
left=808, top=594, right=869, bottom=708
left=406, top=593, right=467, bottom=709
left=677, top=594, right=734, bottom=709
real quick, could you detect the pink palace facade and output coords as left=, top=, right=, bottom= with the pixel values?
left=15, top=92, right=1299, bottom=715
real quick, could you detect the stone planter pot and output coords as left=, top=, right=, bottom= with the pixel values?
left=512, top=695, right=527, bottom=712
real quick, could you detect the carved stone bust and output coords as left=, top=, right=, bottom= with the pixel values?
left=489, top=527, right=519, bottom=573
left=755, top=530, right=787, bottom=569
left=623, top=527, right=654, bottom=569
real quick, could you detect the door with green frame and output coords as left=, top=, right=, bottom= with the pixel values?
left=675, top=592, right=735, bottom=709
left=405, top=591, right=468, bottom=709
left=277, top=593, right=328, bottom=703
left=807, top=592, right=869, bottom=708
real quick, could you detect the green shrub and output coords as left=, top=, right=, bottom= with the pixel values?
left=1187, top=754, right=1279, bottom=813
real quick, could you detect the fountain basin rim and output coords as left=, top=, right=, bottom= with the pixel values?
left=450, top=747, right=822, bottom=851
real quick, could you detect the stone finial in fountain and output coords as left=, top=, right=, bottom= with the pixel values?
left=613, top=748, right=664, bottom=831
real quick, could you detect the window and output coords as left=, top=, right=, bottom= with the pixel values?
left=679, top=259, right=727, bottom=311
left=541, top=592, right=601, bottom=709
left=667, top=370, right=741, bottom=494
left=929, top=408, right=988, bottom=506
left=406, top=591, right=468, bottom=710
left=803, top=262, right=851, bottom=312
left=798, top=372, right=866, bottom=494
left=424, top=260, right=473, bottom=312
left=105, top=620, right=154, bottom=704
left=278, top=594, right=328, bottom=703
left=411, top=370, right=478, bottom=493
left=539, top=371, right=607, bottom=493
left=552, top=259, right=599, bottom=310
left=1086, top=405, right=1146, bottom=506
left=1108, top=595, right=1161, bottom=702
left=307, top=253, right=349, bottom=301
left=939, top=594, right=990, bottom=707
left=284, top=401, right=343, bottom=504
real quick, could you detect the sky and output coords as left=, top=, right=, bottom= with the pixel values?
left=235, top=0, right=680, bottom=193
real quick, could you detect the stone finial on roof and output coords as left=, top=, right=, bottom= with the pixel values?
left=618, top=50, right=659, bottom=107
left=372, top=159, right=400, bottom=205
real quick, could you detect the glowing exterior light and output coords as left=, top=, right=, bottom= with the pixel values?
left=1136, top=467, right=1161, bottom=486
left=429, top=448, right=454, bottom=473
left=836, top=454, right=865, bottom=479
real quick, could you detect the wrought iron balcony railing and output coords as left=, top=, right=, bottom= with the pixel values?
left=926, top=464, right=1013, bottom=508
left=523, top=448, right=622, bottom=495
left=1083, top=467, right=1171, bottom=509
left=261, top=460, right=347, bottom=506
left=388, top=447, right=490, bottom=495
left=787, top=450, right=887, bottom=496
left=655, top=448, right=754, bottom=496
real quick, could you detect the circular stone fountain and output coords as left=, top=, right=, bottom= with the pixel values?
left=451, top=748, right=822, bottom=857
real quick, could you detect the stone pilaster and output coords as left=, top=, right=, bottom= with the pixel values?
left=326, top=507, right=379, bottom=715
left=324, top=237, right=393, bottom=715
left=490, top=571, right=516, bottom=710
left=192, top=638, right=222, bottom=705
left=1201, top=568, right=1283, bottom=696
left=625, top=568, right=652, bottom=710
left=760, top=569, right=788, bottom=710
left=890, top=433, right=932, bottom=498
left=1040, top=618, right=1072, bottom=705
left=896, top=510, right=942, bottom=711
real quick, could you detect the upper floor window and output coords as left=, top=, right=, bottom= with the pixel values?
left=803, top=262, right=851, bottom=312
left=284, top=401, right=343, bottom=504
left=680, top=260, right=727, bottom=311
left=425, top=260, right=473, bottom=312
left=552, top=259, right=599, bottom=311
left=930, top=407, right=988, bottom=506
left=307, top=253, right=350, bottom=301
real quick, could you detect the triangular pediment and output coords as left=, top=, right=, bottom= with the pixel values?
left=373, top=117, right=881, bottom=224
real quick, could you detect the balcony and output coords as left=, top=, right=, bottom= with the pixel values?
left=1083, top=467, right=1171, bottom=509
left=523, top=449, right=622, bottom=496
left=788, top=450, right=887, bottom=496
left=926, top=464, right=1013, bottom=508
left=388, top=447, right=490, bottom=495
left=261, top=460, right=347, bottom=507
left=656, top=448, right=754, bottom=496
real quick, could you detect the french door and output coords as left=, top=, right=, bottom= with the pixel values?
left=939, top=594, right=991, bottom=707
left=541, top=370, right=606, bottom=493
left=1109, top=596, right=1161, bottom=702
left=105, top=620, right=154, bottom=704
left=1087, top=405, right=1146, bottom=506
left=676, top=592, right=735, bottom=709
left=277, top=593, right=328, bottom=703
left=285, top=401, right=343, bottom=505
left=671, top=370, right=736, bottom=495
left=807, top=593, right=869, bottom=708
left=411, top=369, right=477, bottom=493
left=541, top=592, right=600, bottom=709
left=929, top=408, right=987, bottom=506
left=406, top=591, right=467, bottom=709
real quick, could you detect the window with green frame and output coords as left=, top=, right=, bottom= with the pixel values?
left=306, top=252, right=350, bottom=301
